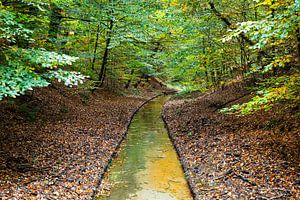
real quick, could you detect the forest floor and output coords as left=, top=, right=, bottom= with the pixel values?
left=0, top=82, right=162, bottom=199
left=163, top=81, right=300, bottom=199
left=1, top=80, right=299, bottom=200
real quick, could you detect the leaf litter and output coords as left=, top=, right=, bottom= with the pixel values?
left=0, top=83, right=156, bottom=199
left=163, top=82, right=300, bottom=199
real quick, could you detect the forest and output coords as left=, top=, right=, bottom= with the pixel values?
left=0, top=0, right=299, bottom=199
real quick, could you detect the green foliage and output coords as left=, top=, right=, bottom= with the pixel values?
left=23, top=48, right=79, bottom=69
left=0, top=48, right=85, bottom=100
left=219, top=0, right=300, bottom=114
left=224, top=0, right=299, bottom=71
left=77, top=80, right=100, bottom=91
left=221, top=74, right=300, bottom=115
left=0, top=9, right=33, bottom=43
left=0, top=3, right=86, bottom=100
left=1, top=0, right=298, bottom=116
left=0, top=64, right=49, bottom=99
left=175, top=87, right=202, bottom=98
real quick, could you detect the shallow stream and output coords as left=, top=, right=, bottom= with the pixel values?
left=97, top=96, right=192, bottom=200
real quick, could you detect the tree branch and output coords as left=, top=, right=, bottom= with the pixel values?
left=209, top=0, right=254, bottom=46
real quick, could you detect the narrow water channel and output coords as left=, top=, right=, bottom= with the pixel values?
left=97, top=96, right=193, bottom=200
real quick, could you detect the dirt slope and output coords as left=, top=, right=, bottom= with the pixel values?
left=163, top=82, right=300, bottom=199
left=0, top=83, right=155, bottom=199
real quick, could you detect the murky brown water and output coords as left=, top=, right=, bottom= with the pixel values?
left=97, top=96, right=193, bottom=200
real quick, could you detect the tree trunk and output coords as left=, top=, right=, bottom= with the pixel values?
left=202, top=40, right=209, bottom=83
left=0, top=50, right=7, bottom=65
left=99, top=19, right=114, bottom=87
left=297, top=28, right=300, bottom=67
left=125, top=69, right=135, bottom=89
left=91, top=24, right=100, bottom=71
left=48, top=3, right=63, bottom=40
left=296, top=11, right=300, bottom=67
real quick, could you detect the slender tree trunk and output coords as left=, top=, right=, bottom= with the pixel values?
left=270, top=0, right=277, bottom=76
left=134, top=79, right=141, bottom=88
left=254, top=1, right=258, bottom=21
left=296, top=11, right=300, bottom=67
left=239, top=37, right=249, bottom=75
left=204, top=64, right=209, bottom=83
left=202, top=40, right=210, bottom=83
left=91, top=24, right=100, bottom=71
left=0, top=50, right=6, bottom=65
left=99, top=19, right=114, bottom=87
left=48, top=3, right=63, bottom=40
left=241, top=0, right=250, bottom=75
left=125, top=69, right=135, bottom=89
left=296, top=28, right=300, bottom=67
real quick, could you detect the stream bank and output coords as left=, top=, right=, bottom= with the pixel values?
left=163, top=83, right=300, bottom=199
left=0, top=83, right=158, bottom=199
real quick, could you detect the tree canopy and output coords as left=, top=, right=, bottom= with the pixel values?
left=0, top=0, right=299, bottom=114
